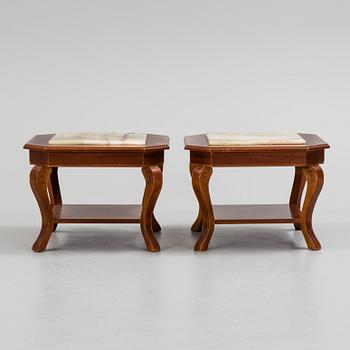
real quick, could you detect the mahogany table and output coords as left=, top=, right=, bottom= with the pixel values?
left=24, top=134, right=169, bottom=252
left=184, top=133, right=330, bottom=251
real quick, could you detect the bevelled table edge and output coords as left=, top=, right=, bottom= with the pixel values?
left=184, top=133, right=330, bottom=152
left=24, top=134, right=170, bottom=152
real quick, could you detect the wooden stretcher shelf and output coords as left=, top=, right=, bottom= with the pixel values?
left=52, top=204, right=141, bottom=224
left=213, top=204, right=297, bottom=224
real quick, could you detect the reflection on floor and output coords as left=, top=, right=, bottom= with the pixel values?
left=0, top=219, right=348, bottom=350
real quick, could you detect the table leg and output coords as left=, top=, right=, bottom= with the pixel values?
left=190, top=164, right=203, bottom=232
left=289, top=166, right=306, bottom=230
left=140, top=165, right=162, bottom=252
left=30, top=166, right=54, bottom=252
left=151, top=164, right=163, bottom=232
left=48, top=167, right=62, bottom=232
left=191, top=166, right=214, bottom=251
left=300, top=165, right=324, bottom=250
left=152, top=214, right=162, bottom=233
left=142, top=165, right=162, bottom=233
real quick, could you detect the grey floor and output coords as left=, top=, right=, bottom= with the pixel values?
left=1, top=216, right=349, bottom=350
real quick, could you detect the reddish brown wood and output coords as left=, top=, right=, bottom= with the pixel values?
left=192, top=166, right=214, bottom=251
left=289, top=167, right=306, bottom=230
left=24, top=134, right=169, bottom=167
left=30, top=166, right=54, bottom=252
left=213, top=204, right=297, bottom=224
left=24, top=134, right=169, bottom=152
left=49, top=167, right=62, bottom=232
left=47, top=151, right=145, bottom=167
left=49, top=167, right=62, bottom=206
left=52, top=204, right=141, bottom=223
left=189, top=164, right=203, bottom=232
left=152, top=215, right=162, bottom=232
left=185, top=133, right=329, bottom=167
left=28, top=150, right=165, bottom=167
left=191, top=213, right=203, bottom=232
left=185, top=133, right=329, bottom=153
left=25, top=134, right=169, bottom=252
left=212, top=150, right=306, bottom=167
left=140, top=166, right=163, bottom=252
left=185, top=133, right=329, bottom=251
left=146, top=165, right=162, bottom=233
left=300, top=165, right=324, bottom=250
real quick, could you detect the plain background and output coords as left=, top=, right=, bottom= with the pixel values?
left=1, top=1, right=350, bottom=349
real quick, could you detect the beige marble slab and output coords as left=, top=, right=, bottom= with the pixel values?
left=206, top=132, right=305, bottom=146
left=49, top=132, right=147, bottom=145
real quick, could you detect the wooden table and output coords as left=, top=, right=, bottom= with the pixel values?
left=184, top=133, right=330, bottom=251
left=24, top=134, right=169, bottom=252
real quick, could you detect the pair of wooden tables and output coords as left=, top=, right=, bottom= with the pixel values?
left=24, top=133, right=329, bottom=252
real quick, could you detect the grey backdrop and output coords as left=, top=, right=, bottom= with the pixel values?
left=1, top=0, right=349, bottom=224
left=1, top=2, right=350, bottom=350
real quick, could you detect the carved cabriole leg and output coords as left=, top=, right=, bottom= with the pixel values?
left=151, top=164, right=162, bottom=232
left=191, top=212, right=203, bottom=232
left=152, top=215, right=162, bottom=233
left=30, top=166, right=54, bottom=252
left=142, top=164, right=162, bottom=233
left=192, top=166, right=214, bottom=251
left=289, top=166, right=306, bottom=230
left=48, top=167, right=62, bottom=232
left=190, top=163, right=203, bottom=232
left=300, top=165, right=324, bottom=251
left=140, top=165, right=162, bottom=252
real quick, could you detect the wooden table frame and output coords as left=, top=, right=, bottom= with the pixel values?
left=24, top=134, right=169, bottom=252
left=184, top=133, right=330, bottom=251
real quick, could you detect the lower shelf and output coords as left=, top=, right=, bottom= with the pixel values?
left=213, top=204, right=298, bottom=224
left=52, top=204, right=141, bottom=224
left=52, top=204, right=297, bottom=225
